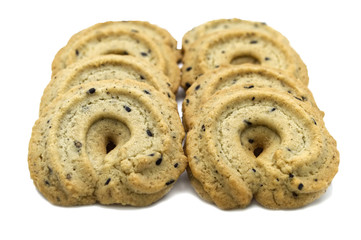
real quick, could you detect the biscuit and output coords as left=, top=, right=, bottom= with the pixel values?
left=183, top=65, right=321, bottom=130
left=52, top=21, right=180, bottom=92
left=40, top=55, right=175, bottom=115
left=181, top=30, right=308, bottom=89
left=185, top=88, right=339, bottom=209
left=182, top=18, right=289, bottom=53
left=28, top=79, right=187, bottom=206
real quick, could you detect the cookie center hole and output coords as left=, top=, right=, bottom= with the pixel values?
left=106, top=139, right=117, bottom=154
left=86, top=118, right=131, bottom=169
left=103, top=49, right=129, bottom=56
left=253, top=147, right=264, bottom=158
left=240, top=125, right=280, bottom=159
left=231, top=55, right=260, bottom=65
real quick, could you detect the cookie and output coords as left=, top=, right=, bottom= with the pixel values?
left=40, top=55, right=175, bottom=115
left=63, top=21, right=179, bottom=59
left=181, top=30, right=308, bottom=89
left=185, top=87, right=339, bottom=209
left=28, top=79, right=187, bottom=206
left=52, top=21, right=180, bottom=92
left=182, top=18, right=289, bottom=53
left=183, top=65, right=321, bottom=131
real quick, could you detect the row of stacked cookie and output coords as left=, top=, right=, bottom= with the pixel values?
left=28, top=21, right=187, bottom=206
left=181, top=19, right=339, bottom=209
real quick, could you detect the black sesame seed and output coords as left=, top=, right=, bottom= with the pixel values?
left=75, top=49, right=79, bottom=56
left=248, top=139, right=254, bottom=144
left=265, top=57, right=270, bottom=61
left=148, top=153, right=155, bottom=157
left=174, top=163, right=179, bottom=168
left=186, top=66, right=192, bottom=72
left=186, top=99, right=190, bottom=104
left=143, top=90, right=151, bottom=95
left=289, top=173, right=294, bottom=178
left=185, top=39, right=189, bottom=44
left=201, top=125, right=206, bottom=131
left=252, top=97, right=255, bottom=101
left=146, top=129, right=154, bottom=137
left=45, top=180, right=50, bottom=186
left=312, top=118, right=317, bottom=125
left=124, top=106, right=131, bottom=112
left=167, top=82, right=171, bottom=87
left=140, top=75, right=145, bottom=80
left=271, top=107, right=276, bottom=112
left=87, top=88, right=96, bottom=94
left=215, top=65, right=220, bottom=68
left=105, top=178, right=111, bottom=185
left=250, top=40, right=258, bottom=44
left=287, top=148, right=292, bottom=152
left=243, top=120, right=252, bottom=126
left=252, top=168, right=256, bottom=172
left=74, top=141, right=82, bottom=148
left=165, top=179, right=175, bottom=185
left=294, top=96, right=303, bottom=101
left=195, top=85, right=200, bottom=90
left=140, top=52, right=148, bottom=57
left=314, top=179, right=318, bottom=182
left=185, top=83, right=191, bottom=89
left=298, top=183, right=304, bottom=190
left=156, top=155, right=163, bottom=165
left=244, top=85, right=254, bottom=89
left=167, top=93, right=171, bottom=98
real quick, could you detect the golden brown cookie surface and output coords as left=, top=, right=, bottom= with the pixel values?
left=41, top=55, right=175, bottom=115
left=29, top=80, right=186, bottom=206
left=183, top=65, right=320, bottom=130
left=182, top=18, right=289, bottom=53
left=186, top=88, right=339, bottom=209
left=181, top=30, right=308, bottom=89
left=52, top=21, right=180, bottom=92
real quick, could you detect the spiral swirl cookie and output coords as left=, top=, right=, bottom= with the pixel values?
left=181, top=30, right=308, bottom=89
left=28, top=80, right=187, bottom=206
left=186, top=88, right=339, bottom=209
left=40, top=55, right=175, bottom=115
left=182, top=18, right=289, bottom=53
left=52, top=21, right=180, bottom=92
left=183, top=65, right=321, bottom=130
left=61, top=21, right=179, bottom=59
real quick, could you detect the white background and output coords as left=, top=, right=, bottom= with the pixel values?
left=0, top=0, right=359, bottom=239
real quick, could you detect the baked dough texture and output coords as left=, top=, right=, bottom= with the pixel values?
left=28, top=80, right=187, bottom=206
left=183, top=65, right=320, bottom=131
left=182, top=18, right=289, bottom=54
left=41, top=55, right=175, bottom=115
left=52, top=21, right=180, bottom=92
left=185, top=88, right=339, bottom=209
